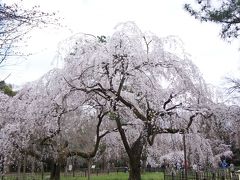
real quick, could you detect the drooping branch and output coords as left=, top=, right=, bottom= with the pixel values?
left=67, top=108, right=115, bottom=159
left=114, top=113, right=132, bottom=157
left=40, top=100, right=78, bottom=146
left=226, top=77, right=240, bottom=94
left=163, top=94, right=174, bottom=110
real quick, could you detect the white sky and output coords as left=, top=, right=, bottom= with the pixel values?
left=2, top=0, right=240, bottom=87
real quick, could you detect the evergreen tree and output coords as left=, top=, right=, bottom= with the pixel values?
left=184, top=0, right=240, bottom=39
left=0, top=81, right=16, bottom=96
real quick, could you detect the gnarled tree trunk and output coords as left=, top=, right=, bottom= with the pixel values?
left=50, top=160, right=61, bottom=180
left=115, top=114, right=145, bottom=180
left=129, top=157, right=141, bottom=180
left=128, top=136, right=144, bottom=180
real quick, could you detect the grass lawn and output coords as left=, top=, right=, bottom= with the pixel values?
left=61, top=172, right=164, bottom=180
left=2, top=172, right=164, bottom=180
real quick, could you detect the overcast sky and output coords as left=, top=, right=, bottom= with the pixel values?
left=2, top=0, right=240, bottom=87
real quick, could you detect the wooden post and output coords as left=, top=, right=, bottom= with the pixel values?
left=196, top=171, right=199, bottom=180
left=23, top=153, right=27, bottom=180
left=31, top=157, right=35, bottom=176
left=213, top=172, right=216, bottom=180
left=183, top=131, right=188, bottom=180
left=41, top=162, right=44, bottom=180
left=72, top=157, right=75, bottom=177
left=17, top=160, right=21, bottom=180
left=0, top=156, right=4, bottom=180
left=87, top=158, right=91, bottom=180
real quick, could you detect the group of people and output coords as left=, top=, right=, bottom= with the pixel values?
left=160, top=156, right=236, bottom=173
left=160, top=160, right=187, bottom=171
left=219, top=158, right=235, bottom=173
left=219, top=159, right=229, bottom=169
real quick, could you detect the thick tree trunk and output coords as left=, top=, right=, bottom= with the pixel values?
left=50, top=160, right=61, bottom=180
left=129, top=157, right=141, bottom=180
left=128, top=135, right=144, bottom=180
left=115, top=115, right=144, bottom=180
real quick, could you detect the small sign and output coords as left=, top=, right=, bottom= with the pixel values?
left=68, top=165, right=72, bottom=171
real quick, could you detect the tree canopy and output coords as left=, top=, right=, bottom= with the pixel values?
left=0, top=22, right=238, bottom=180
left=61, top=22, right=214, bottom=180
left=0, top=1, right=55, bottom=67
left=0, top=81, right=16, bottom=96
left=184, top=0, right=240, bottom=39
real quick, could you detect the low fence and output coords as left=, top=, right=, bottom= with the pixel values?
left=64, top=166, right=129, bottom=176
left=1, top=167, right=239, bottom=180
left=164, top=169, right=239, bottom=180
left=0, top=167, right=130, bottom=180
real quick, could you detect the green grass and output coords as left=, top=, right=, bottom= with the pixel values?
left=61, top=172, right=164, bottom=180
left=2, top=172, right=164, bottom=180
